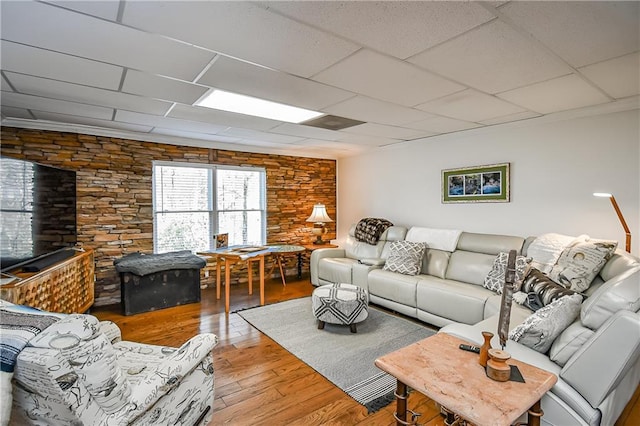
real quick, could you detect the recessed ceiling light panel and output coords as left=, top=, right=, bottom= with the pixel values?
left=195, top=89, right=324, bottom=123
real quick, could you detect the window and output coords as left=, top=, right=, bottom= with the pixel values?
left=0, top=158, right=35, bottom=260
left=153, top=162, right=266, bottom=253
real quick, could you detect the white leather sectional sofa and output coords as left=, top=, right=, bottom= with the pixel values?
left=310, top=224, right=640, bottom=426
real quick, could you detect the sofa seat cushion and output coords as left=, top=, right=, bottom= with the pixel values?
left=416, top=277, right=495, bottom=325
left=368, top=269, right=418, bottom=307
left=318, top=257, right=358, bottom=284
left=484, top=294, right=533, bottom=320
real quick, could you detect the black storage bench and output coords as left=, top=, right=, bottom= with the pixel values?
left=114, top=250, right=206, bottom=315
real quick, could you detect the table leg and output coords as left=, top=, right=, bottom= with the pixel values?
left=297, top=253, right=302, bottom=278
left=394, top=380, right=408, bottom=426
left=216, top=259, right=221, bottom=300
left=248, top=259, right=253, bottom=295
left=276, top=254, right=286, bottom=286
left=259, top=255, right=265, bottom=306
left=527, top=399, right=543, bottom=426
left=225, top=258, right=231, bottom=313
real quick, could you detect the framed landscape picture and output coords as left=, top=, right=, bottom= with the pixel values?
left=442, top=163, right=510, bottom=203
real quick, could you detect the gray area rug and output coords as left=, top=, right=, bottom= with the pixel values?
left=237, top=297, right=435, bottom=412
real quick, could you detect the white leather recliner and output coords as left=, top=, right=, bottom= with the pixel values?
left=310, top=224, right=407, bottom=286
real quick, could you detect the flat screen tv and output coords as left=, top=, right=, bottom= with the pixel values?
left=0, top=156, right=77, bottom=272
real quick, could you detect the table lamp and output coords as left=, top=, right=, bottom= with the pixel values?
left=306, top=204, right=333, bottom=245
left=593, top=193, right=631, bottom=252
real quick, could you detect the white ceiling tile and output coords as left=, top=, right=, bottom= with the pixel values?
left=293, top=138, right=362, bottom=153
left=269, top=123, right=341, bottom=141
left=264, top=1, right=495, bottom=60
left=1, top=74, right=13, bottom=92
left=168, top=104, right=281, bottom=132
left=324, top=96, right=433, bottom=126
left=343, top=123, right=435, bottom=140
left=115, top=110, right=228, bottom=134
left=579, top=53, right=640, bottom=99
left=479, top=111, right=541, bottom=126
left=497, top=74, right=612, bottom=114
left=219, top=128, right=304, bottom=144
left=1, top=1, right=215, bottom=81
left=415, top=89, right=528, bottom=122
left=409, top=20, right=572, bottom=94
left=313, top=50, right=464, bottom=107
left=151, top=128, right=241, bottom=143
left=32, top=110, right=153, bottom=133
left=1, top=106, right=33, bottom=120
left=500, top=1, right=640, bottom=68
left=122, top=70, right=209, bottom=105
left=1, top=91, right=113, bottom=120
left=1, top=41, right=123, bottom=90
left=4, top=72, right=171, bottom=116
left=406, top=116, right=481, bottom=133
left=197, top=56, right=353, bottom=110
left=334, top=132, right=400, bottom=147
left=121, top=1, right=359, bottom=78
left=45, top=0, right=120, bottom=21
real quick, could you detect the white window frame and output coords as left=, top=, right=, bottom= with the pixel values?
left=152, top=161, right=266, bottom=252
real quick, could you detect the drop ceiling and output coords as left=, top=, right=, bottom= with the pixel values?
left=1, top=1, right=638, bottom=159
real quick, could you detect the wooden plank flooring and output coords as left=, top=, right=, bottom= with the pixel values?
left=92, top=275, right=639, bottom=426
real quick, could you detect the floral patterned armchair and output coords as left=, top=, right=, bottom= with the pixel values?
left=4, top=302, right=217, bottom=425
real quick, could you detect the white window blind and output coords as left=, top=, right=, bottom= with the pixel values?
left=153, top=162, right=265, bottom=253
left=0, top=158, right=35, bottom=258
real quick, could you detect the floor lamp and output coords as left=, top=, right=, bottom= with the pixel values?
left=593, top=193, right=631, bottom=253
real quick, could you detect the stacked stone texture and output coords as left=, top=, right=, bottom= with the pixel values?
left=1, top=127, right=336, bottom=306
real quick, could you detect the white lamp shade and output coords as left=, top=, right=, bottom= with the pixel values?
left=306, top=204, right=333, bottom=223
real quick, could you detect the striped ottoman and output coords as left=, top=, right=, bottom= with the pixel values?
left=312, top=283, right=369, bottom=333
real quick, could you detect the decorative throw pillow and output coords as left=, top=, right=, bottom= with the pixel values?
left=548, top=239, right=617, bottom=292
left=483, top=252, right=531, bottom=294
left=383, top=241, right=426, bottom=276
left=518, top=268, right=579, bottom=311
left=509, top=294, right=583, bottom=353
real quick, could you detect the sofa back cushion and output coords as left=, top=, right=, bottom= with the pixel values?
left=343, top=224, right=407, bottom=260
left=446, top=251, right=496, bottom=286
left=444, top=232, right=525, bottom=286
left=580, top=266, right=640, bottom=330
left=421, top=249, right=450, bottom=279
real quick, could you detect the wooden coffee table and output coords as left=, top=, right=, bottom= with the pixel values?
left=375, top=333, right=557, bottom=426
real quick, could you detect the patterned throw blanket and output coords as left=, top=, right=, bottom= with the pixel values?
left=0, top=304, right=62, bottom=373
left=355, top=218, right=394, bottom=245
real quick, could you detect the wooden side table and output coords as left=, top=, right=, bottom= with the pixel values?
left=197, top=246, right=269, bottom=313
left=375, top=333, right=557, bottom=426
left=266, top=245, right=305, bottom=286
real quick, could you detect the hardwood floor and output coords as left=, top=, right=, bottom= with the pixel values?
left=92, top=275, right=639, bottom=426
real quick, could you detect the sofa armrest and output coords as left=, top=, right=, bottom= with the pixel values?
left=560, top=310, right=640, bottom=407
left=99, top=320, right=122, bottom=344
left=123, top=333, right=218, bottom=421
left=353, top=262, right=383, bottom=291
left=310, top=248, right=346, bottom=285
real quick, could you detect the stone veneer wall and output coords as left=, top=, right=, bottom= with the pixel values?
left=1, top=127, right=336, bottom=306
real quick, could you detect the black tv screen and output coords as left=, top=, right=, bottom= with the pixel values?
left=0, top=157, right=77, bottom=271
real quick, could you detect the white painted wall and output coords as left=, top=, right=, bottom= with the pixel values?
left=337, top=109, right=640, bottom=256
